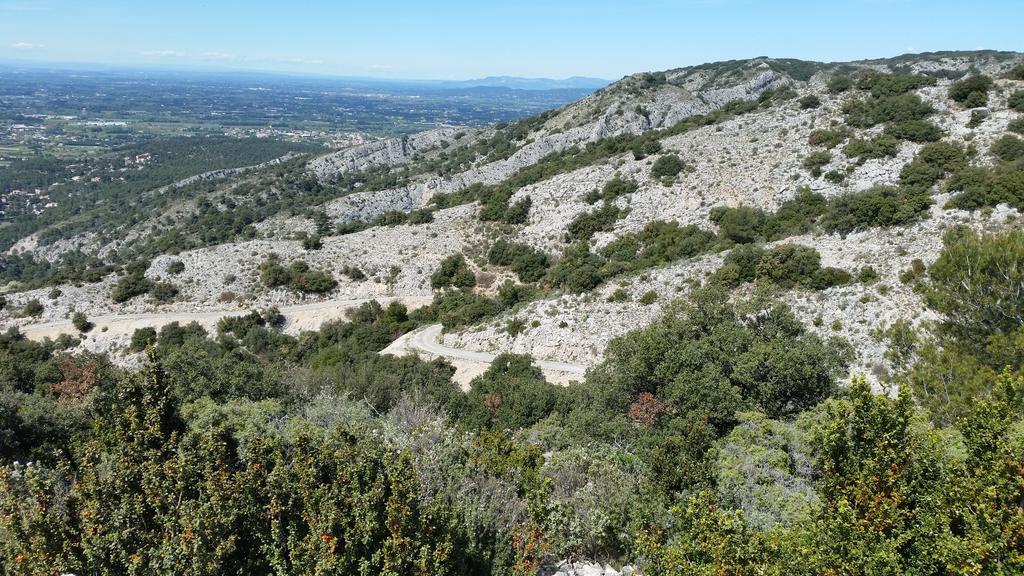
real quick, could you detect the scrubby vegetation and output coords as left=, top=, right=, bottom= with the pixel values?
left=3, top=57, right=1024, bottom=576
left=430, top=254, right=477, bottom=289
left=948, top=74, right=993, bottom=107
left=259, top=256, right=337, bottom=294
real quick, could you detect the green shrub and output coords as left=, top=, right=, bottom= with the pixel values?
left=502, top=196, right=532, bottom=224
left=149, top=281, right=179, bottom=303
left=595, top=287, right=849, bottom=431
left=843, top=134, right=899, bottom=162
left=944, top=162, right=1024, bottom=210
left=546, top=242, right=605, bottom=293
left=601, top=221, right=716, bottom=272
left=799, top=95, right=822, bottom=109
left=288, top=269, right=336, bottom=294
left=821, top=186, right=932, bottom=234
left=505, top=317, right=526, bottom=336
left=858, top=266, right=879, bottom=283
left=824, top=170, right=845, bottom=184
left=843, top=93, right=934, bottom=128
left=488, top=240, right=550, bottom=283
left=586, top=176, right=638, bottom=204
left=884, top=120, right=943, bottom=143
left=565, top=203, right=623, bottom=242
left=803, top=151, right=832, bottom=177
left=967, top=109, right=988, bottom=128
left=167, top=260, right=185, bottom=274
left=1009, top=90, right=1024, bottom=112
left=827, top=75, right=853, bottom=94
left=925, top=227, right=1024, bottom=347
left=810, top=266, right=853, bottom=290
left=711, top=205, right=769, bottom=244
left=21, top=298, right=43, bottom=317
left=1008, top=118, right=1024, bottom=135
left=430, top=254, right=476, bottom=289
left=808, top=128, right=849, bottom=149
left=755, top=244, right=822, bottom=289
left=129, top=326, right=157, bottom=351
left=70, top=311, right=93, bottom=333
left=856, top=71, right=936, bottom=98
left=431, top=290, right=503, bottom=329
left=639, top=290, right=658, bottom=305
left=1007, top=63, right=1024, bottom=80
left=948, top=75, right=993, bottom=107
left=407, top=209, right=435, bottom=225
left=258, top=258, right=336, bottom=294
left=341, top=265, right=366, bottom=281
left=991, top=134, right=1024, bottom=162
left=650, top=154, right=685, bottom=179
left=47, top=288, right=61, bottom=300
left=898, top=141, right=968, bottom=190
left=111, top=273, right=153, bottom=303
left=466, top=354, right=560, bottom=430
left=301, top=234, right=323, bottom=250
left=607, top=288, right=629, bottom=303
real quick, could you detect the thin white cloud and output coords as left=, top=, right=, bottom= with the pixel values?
left=278, top=57, right=324, bottom=66
left=202, top=51, right=237, bottom=61
left=140, top=49, right=185, bottom=58
left=11, top=41, right=43, bottom=49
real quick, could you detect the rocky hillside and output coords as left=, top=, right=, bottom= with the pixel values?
left=3, top=50, right=1024, bottom=385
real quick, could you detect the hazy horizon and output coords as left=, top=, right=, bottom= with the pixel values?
left=2, top=0, right=1022, bottom=80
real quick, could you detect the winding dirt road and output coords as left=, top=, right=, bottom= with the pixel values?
left=383, top=324, right=587, bottom=388
left=16, top=300, right=588, bottom=387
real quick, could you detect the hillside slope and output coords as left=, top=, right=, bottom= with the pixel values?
left=3, top=50, right=1024, bottom=386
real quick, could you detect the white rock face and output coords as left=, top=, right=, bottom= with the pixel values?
left=308, top=127, right=470, bottom=180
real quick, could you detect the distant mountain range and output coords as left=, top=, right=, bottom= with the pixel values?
left=432, top=76, right=611, bottom=91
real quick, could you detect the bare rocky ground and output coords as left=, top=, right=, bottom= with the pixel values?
left=3, top=54, right=1023, bottom=382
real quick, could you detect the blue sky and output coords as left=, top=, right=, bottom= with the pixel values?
left=0, top=0, right=1021, bottom=80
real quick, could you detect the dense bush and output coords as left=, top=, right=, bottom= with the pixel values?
left=585, top=176, right=638, bottom=204
left=948, top=74, right=993, bottom=107
left=465, top=354, right=563, bottom=430
left=820, top=186, right=932, bottom=234
left=586, top=288, right=849, bottom=434
left=802, top=151, right=832, bottom=177
left=650, top=154, right=685, bottom=180
left=843, top=134, right=899, bottom=162
left=883, top=119, right=943, bottom=142
left=21, top=299, right=44, bottom=317
left=944, top=160, right=1024, bottom=210
left=1008, top=117, right=1024, bottom=135
left=488, top=240, right=550, bottom=283
left=754, top=244, right=827, bottom=289
left=149, top=281, right=179, bottom=303
left=826, top=75, right=853, bottom=94
left=798, top=95, right=821, bottom=109
left=546, top=242, right=606, bottom=293
left=808, top=127, right=848, bottom=149
left=110, top=273, right=153, bottom=303
left=991, top=134, right=1024, bottom=162
left=259, top=258, right=336, bottom=294
left=601, top=221, right=716, bottom=273
left=565, top=202, right=623, bottom=242
left=71, top=311, right=93, bottom=333
left=843, top=93, right=934, bottom=128
left=1009, top=90, right=1024, bottom=112
left=430, top=289, right=503, bottom=329
left=430, top=254, right=476, bottom=289
left=856, top=71, right=936, bottom=98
